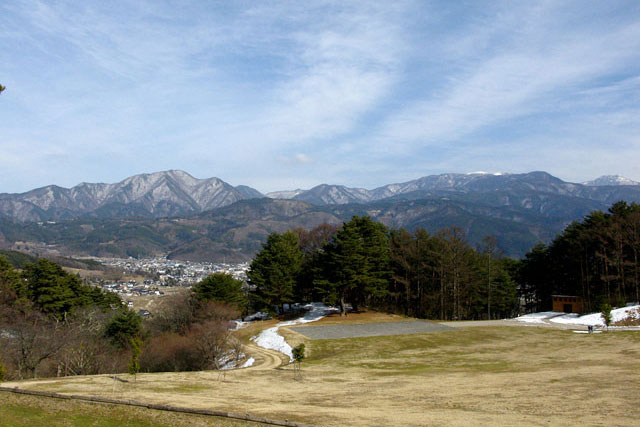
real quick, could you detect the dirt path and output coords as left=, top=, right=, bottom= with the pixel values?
left=242, top=341, right=288, bottom=370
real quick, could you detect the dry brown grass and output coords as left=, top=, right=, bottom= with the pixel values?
left=0, top=391, right=255, bottom=426
left=4, top=321, right=640, bottom=426
left=127, top=286, right=187, bottom=312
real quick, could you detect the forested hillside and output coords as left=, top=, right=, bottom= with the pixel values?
left=249, top=203, right=640, bottom=320
left=249, top=217, right=519, bottom=321
left=517, top=201, right=640, bottom=312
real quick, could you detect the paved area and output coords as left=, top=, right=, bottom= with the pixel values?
left=289, top=320, right=455, bottom=340
left=440, top=319, right=588, bottom=330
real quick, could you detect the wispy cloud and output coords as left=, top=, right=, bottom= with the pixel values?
left=376, top=2, right=640, bottom=147
left=0, top=1, right=639, bottom=193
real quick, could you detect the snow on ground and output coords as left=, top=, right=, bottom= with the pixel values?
left=252, top=303, right=338, bottom=361
left=219, top=352, right=244, bottom=370
left=241, top=357, right=255, bottom=368
left=231, top=319, right=248, bottom=331
left=514, top=312, right=564, bottom=323
left=551, top=305, right=640, bottom=327
left=515, top=305, right=640, bottom=327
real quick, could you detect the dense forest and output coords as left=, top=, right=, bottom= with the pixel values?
left=249, top=217, right=519, bottom=320
left=518, top=201, right=640, bottom=312
left=249, top=202, right=640, bottom=319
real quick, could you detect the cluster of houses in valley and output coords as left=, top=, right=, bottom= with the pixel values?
left=92, top=257, right=250, bottom=303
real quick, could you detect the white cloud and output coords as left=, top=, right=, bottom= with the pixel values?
left=374, top=2, right=640, bottom=149
left=294, top=153, right=312, bottom=164
left=1, top=1, right=640, bottom=193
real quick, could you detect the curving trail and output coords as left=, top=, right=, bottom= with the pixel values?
left=242, top=340, right=289, bottom=370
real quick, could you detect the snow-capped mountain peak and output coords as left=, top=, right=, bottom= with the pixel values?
left=583, top=175, right=639, bottom=186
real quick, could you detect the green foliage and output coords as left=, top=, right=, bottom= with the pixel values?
left=316, top=216, right=391, bottom=314
left=0, top=360, right=6, bottom=382
left=0, top=255, right=25, bottom=304
left=22, top=259, right=79, bottom=317
left=601, top=303, right=613, bottom=328
left=0, top=250, right=37, bottom=268
left=245, top=218, right=520, bottom=320
left=248, top=231, right=303, bottom=311
left=192, top=273, right=247, bottom=311
left=19, top=258, right=119, bottom=318
left=516, top=201, right=640, bottom=313
left=105, top=309, right=143, bottom=348
left=292, top=343, right=305, bottom=362
left=128, top=337, right=142, bottom=377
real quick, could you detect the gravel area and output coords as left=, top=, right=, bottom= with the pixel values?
left=289, top=320, right=455, bottom=339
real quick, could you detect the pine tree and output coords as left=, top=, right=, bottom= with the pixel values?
left=316, top=216, right=390, bottom=315
left=248, top=231, right=303, bottom=313
left=193, top=273, right=247, bottom=311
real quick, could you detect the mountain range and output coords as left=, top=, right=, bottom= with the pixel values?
left=1, top=170, right=639, bottom=261
left=0, top=170, right=261, bottom=222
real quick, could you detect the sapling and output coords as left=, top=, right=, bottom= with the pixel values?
left=292, top=343, right=305, bottom=380
left=601, top=304, right=612, bottom=330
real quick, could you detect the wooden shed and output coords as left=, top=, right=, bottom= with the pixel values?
left=552, top=295, right=585, bottom=313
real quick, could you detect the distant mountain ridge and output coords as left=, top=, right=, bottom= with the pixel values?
left=271, top=171, right=640, bottom=207
left=582, top=175, right=639, bottom=186
left=2, top=170, right=640, bottom=223
left=0, top=170, right=264, bottom=222
left=2, top=170, right=640, bottom=261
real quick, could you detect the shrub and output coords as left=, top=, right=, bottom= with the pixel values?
left=601, top=304, right=613, bottom=329
left=140, top=332, right=200, bottom=372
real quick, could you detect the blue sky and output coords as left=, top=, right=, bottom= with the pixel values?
left=1, top=0, right=639, bottom=194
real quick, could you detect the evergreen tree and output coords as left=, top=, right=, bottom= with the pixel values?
left=192, top=273, right=247, bottom=311
left=105, top=309, right=143, bottom=348
left=0, top=255, right=24, bottom=304
left=21, top=258, right=121, bottom=318
left=22, top=259, right=77, bottom=317
left=317, top=216, right=390, bottom=315
left=248, top=231, right=303, bottom=312
left=515, top=202, right=640, bottom=313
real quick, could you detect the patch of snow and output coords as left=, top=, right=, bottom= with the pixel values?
left=231, top=319, right=248, bottom=331
left=253, top=325, right=295, bottom=360
left=514, top=311, right=563, bottom=323
left=241, top=357, right=255, bottom=368
left=219, top=351, right=244, bottom=370
left=569, top=305, right=640, bottom=327
left=548, top=313, right=582, bottom=324
left=518, top=305, right=640, bottom=327
left=244, top=311, right=271, bottom=321
left=252, top=302, right=338, bottom=361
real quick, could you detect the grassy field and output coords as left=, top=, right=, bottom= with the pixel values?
left=2, top=315, right=640, bottom=426
left=0, top=391, right=256, bottom=426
